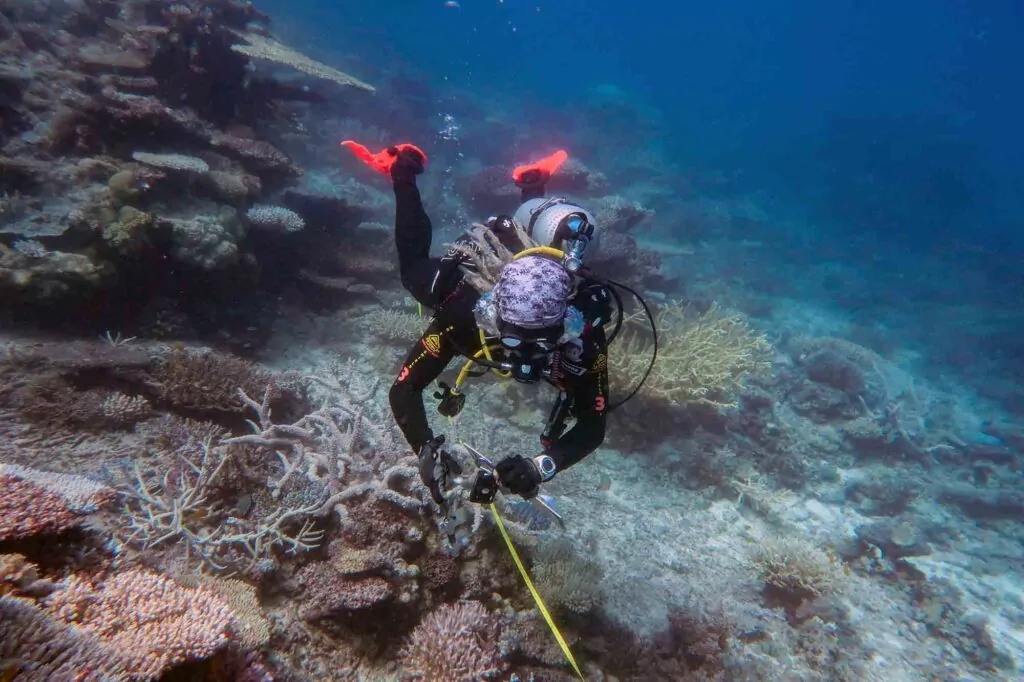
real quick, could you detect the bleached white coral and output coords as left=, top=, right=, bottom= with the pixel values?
left=245, top=204, right=305, bottom=233
left=131, top=151, right=210, bottom=173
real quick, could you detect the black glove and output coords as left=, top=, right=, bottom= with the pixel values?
left=390, top=146, right=425, bottom=184
left=417, top=435, right=462, bottom=504
left=514, top=168, right=550, bottom=191
left=433, top=381, right=466, bottom=418
left=495, top=455, right=541, bottom=499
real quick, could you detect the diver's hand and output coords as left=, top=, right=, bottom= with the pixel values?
left=417, top=435, right=461, bottom=504
left=496, top=455, right=542, bottom=499
left=390, top=146, right=425, bottom=184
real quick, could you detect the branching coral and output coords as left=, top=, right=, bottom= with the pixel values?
left=120, top=433, right=325, bottom=572
left=399, top=601, right=506, bottom=681
left=362, top=307, right=427, bottom=343
left=227, top=359, right=428, bottom=520
left=147, top=345, right=279, bottom=414
left=531, top=539, right=605, bottom=615
left=611, top=301, right=772, bottom=407
left=122, top=359, right=427, bottom=574
left=754, top=536, right=845, bottom=600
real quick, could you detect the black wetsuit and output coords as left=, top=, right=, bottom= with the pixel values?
left=387, top=173, right=611, bottom=475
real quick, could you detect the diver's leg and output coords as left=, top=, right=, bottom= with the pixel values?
left=392, top=175, right=446, bottom=307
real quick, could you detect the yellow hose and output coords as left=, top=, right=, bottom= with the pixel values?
left=513, top=246, right=565, bottom=261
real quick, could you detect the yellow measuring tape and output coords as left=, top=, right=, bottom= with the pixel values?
left=490, top=503, right=585, bottom=680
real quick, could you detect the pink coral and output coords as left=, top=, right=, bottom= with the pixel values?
left=46, top=568, right=236, bottom=679
left=0, top=463, right=114, bottom=541
left=0, top=595, right=130, bottom=679
left=400, top=601, right=505, bottom=681
left=0, top=477, right=85, bottom=540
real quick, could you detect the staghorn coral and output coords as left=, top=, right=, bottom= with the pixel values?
left=228, top=31, right=375, bottom=92
left=148, top=345, right=276, bottom=414
left=399, top=601, right=506, bottom=681
left=362, top=307, right=428, bottom=343
left=120, top=434, right=325, bottom=573
left=123, top=360, right=421, bottom=574
left=45, top=568, right=235, bottom=679
left=224, top=359, right=426, bottom=521
left=612, top=301, right=772, bottom=408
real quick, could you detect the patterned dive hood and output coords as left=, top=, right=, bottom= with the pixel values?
left=473, top=254, right=585, bottom=345
left=492, top=255, right=572, bottom=329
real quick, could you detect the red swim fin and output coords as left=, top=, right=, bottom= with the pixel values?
left=341, top=140, right=427, bottom=174
left=512, top=149, right=568, bottom=182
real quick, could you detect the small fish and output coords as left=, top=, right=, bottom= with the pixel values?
left=444, top=1, right=460, bottom=7
left=597, top=473, right=612, bottom=492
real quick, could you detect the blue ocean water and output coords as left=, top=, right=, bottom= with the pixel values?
left=0, top=0, right=1022, bottom=679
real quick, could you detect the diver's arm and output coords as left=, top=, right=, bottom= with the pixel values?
left=545, top=327, right=609, bottom=471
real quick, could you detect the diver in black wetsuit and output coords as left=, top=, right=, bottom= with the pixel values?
left=374, top=145, right=613, bottom=504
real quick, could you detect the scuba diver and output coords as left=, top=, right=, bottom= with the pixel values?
left=341, top=141, right=642, bottom=509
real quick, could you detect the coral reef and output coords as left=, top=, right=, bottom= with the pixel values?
left=399, top=601, right=506, bottom=681
left=611, top=300, right=773, bottom=408
left=0, top=0, right=1019, bottom=680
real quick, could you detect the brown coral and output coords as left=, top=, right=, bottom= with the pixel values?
left=296, top=559, right=395, bottom=620
left=611, top=301, right=772, bottom=408
left=148, top=346, right=274, bottom=414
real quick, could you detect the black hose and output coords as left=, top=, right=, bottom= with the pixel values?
left=598, top=276, right=658, bottom=412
